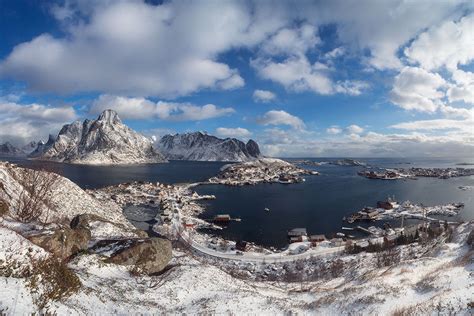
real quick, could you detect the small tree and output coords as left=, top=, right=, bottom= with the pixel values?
left=12, top=168, right=59, bottom=223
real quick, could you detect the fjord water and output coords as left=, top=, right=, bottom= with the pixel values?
left=1, top=157, right=227, bottom=189
left=194, top=158, right=474, bottom=248
left=2, top=156, right=473, bottom=248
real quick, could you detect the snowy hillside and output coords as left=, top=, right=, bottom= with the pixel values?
left=29, top=110, right=167, bottom=165
left=157, top=132, right=261, bottom=162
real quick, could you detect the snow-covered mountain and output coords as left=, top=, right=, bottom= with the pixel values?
left=0, top=142, right=24, bottom=156
left=29, top=110, right=167, bottom=165
left=157, top=132, right=261, bottom=162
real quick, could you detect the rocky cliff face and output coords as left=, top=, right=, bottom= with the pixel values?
left=157, top=132, right=261, bottom=162
left=29, top=110, right=167, bottom=165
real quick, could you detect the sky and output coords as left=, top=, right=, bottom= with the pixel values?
left=0, top=0, right=472, bottom=158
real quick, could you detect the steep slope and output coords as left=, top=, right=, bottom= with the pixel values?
left=30, top=110, right=166, bottom=165
left=157, top=132, right=261, bottom=162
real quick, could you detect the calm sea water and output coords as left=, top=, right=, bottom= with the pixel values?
left=1, top=156, right=226, bottom=189
left=2, top=156, right=473, bottom=247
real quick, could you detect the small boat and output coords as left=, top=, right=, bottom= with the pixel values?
left=264, top=207, right=270, bottom=212
left=336, top=232, right=345, bottom=237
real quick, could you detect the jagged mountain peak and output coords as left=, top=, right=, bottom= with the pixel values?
left=157, top=132, right=261, bottom=162
left=29, top=110, right=166, bottom=165
left=97, top=109, right=122, bottom=125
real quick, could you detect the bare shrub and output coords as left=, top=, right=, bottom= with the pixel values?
left=12, top=168, right=59, bottom=223
left=27, top=257, right=81, bottom=309
left=329, top=259, right=344, bottom=277
left=376, top=247, right=401, bottom=268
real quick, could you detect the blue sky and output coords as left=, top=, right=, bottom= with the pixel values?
left=0, top=0, right=472, bottom=157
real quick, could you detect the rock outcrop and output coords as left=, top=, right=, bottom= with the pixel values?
left=28, top=227, right=91, bottom=260
left=105, top=237, right=172, bottom=275
left=157, top=132, right=261, bottom=162
left=29, top=110, right=167, bottom=165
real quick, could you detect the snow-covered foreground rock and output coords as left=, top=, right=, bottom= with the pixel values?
left=29, top=109, right=166, bottom=165
left=1, top=222, right=472, bottom=314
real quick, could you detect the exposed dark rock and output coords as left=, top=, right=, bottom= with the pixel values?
left=28, top=227, right=91, bottom=260
left=105, top=237, right=172, bottom=275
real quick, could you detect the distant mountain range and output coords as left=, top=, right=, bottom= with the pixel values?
left=1, top=110, right=262, bottom=164
left=0, top=141, right=38, bottom=156
left=157, top=132, right=261, bottom=162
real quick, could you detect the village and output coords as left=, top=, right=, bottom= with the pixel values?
left=208, top=158, right=319, bottom=186
left=89, top=174, right=465, bottom=266
left=358, top=167, right=474, bottom=180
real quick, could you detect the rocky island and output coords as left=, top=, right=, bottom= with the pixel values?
left=359, top=167, right=474, bottom=180
left=29, top=110, right=166, bottom=165
left=208, top=158, right=319, bottom=186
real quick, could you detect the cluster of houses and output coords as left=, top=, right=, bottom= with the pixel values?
left=359, top=167, right=474, bottom=180
left=287, top=228, right=345, bottom=247
left=208, top=158, right=319, bottom=186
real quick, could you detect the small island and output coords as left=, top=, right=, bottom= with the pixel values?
left=208, top=158, right=319, bottom=186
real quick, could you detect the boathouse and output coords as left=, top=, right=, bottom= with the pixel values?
left=309, top=235, right=326, bottom=246
left=214, top=214, right=231, bottom=223
left=377, top=201, right=393, bottom=210
left=288, top=228, right=307, bottom=237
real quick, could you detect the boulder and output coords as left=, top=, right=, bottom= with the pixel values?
left=28, top=227, right=91, bottom=260
left=70, top=213, right=104, bottom=230
left=105, top=237, right=172, bottom=275
left=70, top=213, right=149, bottom=239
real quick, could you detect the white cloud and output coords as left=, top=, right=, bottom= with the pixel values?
left=335, top=81, right=369, bottom=96
left=326, top=126, right=342, bottom=135
left=256, top=110, right=305, bottom=130
left=90, top=95, right=235, bottom=121
left=391, top=118, right=473, bottom=131
left=252, top=56, right=335, bottom=95
left=260, top=24, right=319, bottom=57
left=390, top=67, right=446, bottom=113
left=345, top=124, right=364, bottom=134
left=0, top=101, right=77, bottom=145
left=253, top=89, right=276, bottom=103
left=215, top=127, right=252, bottom=138
left=0, top=0, right=465, bottom=97
left=0, top=1, right=256, bottom=97
left=256, top=127, right=474, bottom=158
left=405, top=14, right=474, bottom=71
left=325, top=47, right=345, bottom=59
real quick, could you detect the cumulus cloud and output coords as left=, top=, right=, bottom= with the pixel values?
left=256, top=127, right=474, bottom=158
left=260, top=24, right=320, bottom=57
left=253, top=89, right=276, bottom=103
left=405, top=14, right=474, bottom=71
left=0, top=101, right=77, bottom=145
left=215, top=127, right=252, bottom=138
left=256, top=110, right=305, bottom=130
left=345, top=125, right=364, bottom=134
left=252, top=56, right=335, bottom=95
left=326, top=126, right=342, bottom=135
left=90, top=95, right=235, bottom=121
left=0, top=1, right=254, bottom=97
left=390, top=67, right=446, bottom=113
left=0, top=0, right=465, bottom=98
left=391, top=118, right=473, bottom=131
